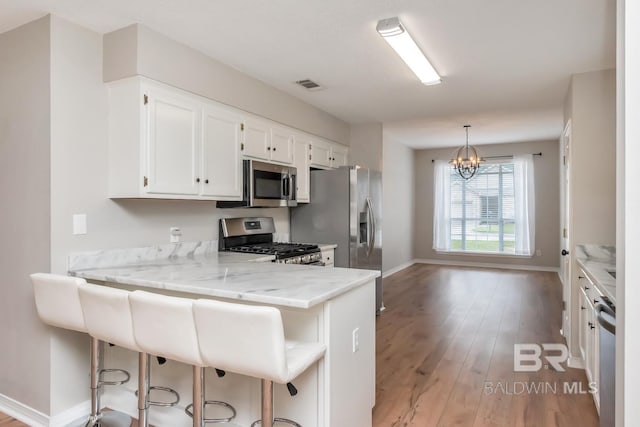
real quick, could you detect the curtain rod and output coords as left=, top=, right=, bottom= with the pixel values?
left=431, top=152, right=542, bottom=163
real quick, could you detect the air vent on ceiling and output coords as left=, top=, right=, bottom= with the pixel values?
left=295, top=79, right=324, bottom=91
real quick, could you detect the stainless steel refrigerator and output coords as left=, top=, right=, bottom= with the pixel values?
left=290, top=166, right=383, bottom=314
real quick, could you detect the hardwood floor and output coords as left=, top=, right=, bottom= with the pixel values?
left=373, top=264, right=599, bottom=427
left=0, top=264, right=599, bottom=427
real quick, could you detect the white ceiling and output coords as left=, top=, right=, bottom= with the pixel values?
left=0, top=0, right=616, bottom=148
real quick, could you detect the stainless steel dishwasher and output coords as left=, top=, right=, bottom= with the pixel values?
left=596, top=297, right=616, bottom=427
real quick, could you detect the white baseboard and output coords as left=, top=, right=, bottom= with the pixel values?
left=413, top=258, right=560, bottom=273
left=382, top=260, right=416, bottom=278
left=49, top=400, right=91, bottom=427
left=0, top=393, right=48, bottom=427
left=0, top=393, right=90, bottom=427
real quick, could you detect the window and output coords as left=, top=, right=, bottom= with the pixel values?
left=433, top=155, right=535, bottom=256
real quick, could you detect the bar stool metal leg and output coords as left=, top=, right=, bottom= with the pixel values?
left=262, top=379, right=273, bottom=427
left=193, top=366, right=204, bottom=427
left=138, top=352, right=149, bottom=427
left=85, top=338, right=132, bottom=427
left=250, top=379, right=302, bottom=427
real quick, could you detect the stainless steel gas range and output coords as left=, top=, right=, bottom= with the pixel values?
left=219, top=217, right=323, bottom=265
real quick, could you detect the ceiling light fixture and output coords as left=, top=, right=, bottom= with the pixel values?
left=450, top=125, right=483, bottom=180
left=376, top=17, right=441, bottom=85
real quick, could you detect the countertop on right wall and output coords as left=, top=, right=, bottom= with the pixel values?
left=575, top=244, right=616, bottom=304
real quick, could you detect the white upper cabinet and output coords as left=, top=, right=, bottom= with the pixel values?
left=293, top=135, right=311, bottom=203
left=331, top=143, right=349, bottom=168
left=242, top=117, right=271, bottom=161
left=310, top=139, right=332, bottom=169
left=107, top=76, right=344, bottom=200
left=108, top=77, right=242, bottom=200
left=310, top=138, right=349, bottom=169
left=201, top=104, right=243, bottom=199
left=241, top=118, right=294, bottom=165
left=270, top=126, right=294, bottom=164
left=145, top=87, right=200, bottom=196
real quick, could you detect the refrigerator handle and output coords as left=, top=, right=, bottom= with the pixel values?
left=370, top=197, right=377, bottom=249
left=366, top=197, right=375, bottom=257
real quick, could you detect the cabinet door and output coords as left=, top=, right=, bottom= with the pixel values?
left=310, top=139, right=332, bottom=169
left=271, top=127, right=294, bottom=164
left=584, top=300, right=595, bottom=383
left=201, top=105, right=243, bottom=199
left=578, top=289, right=588, bottom=361
left=145, top=89, right=200, bottom=195
left=331, top=144, right=349, bottom=168
left=242, top=117, right=270, bottom=160
left=293, top=137, right=311, bottom=203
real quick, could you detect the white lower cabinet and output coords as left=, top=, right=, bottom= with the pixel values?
left=108, top=77, right=242, bottom=201
left=321, top=247, right=335, bottom=267
left=577, top=270, right=600, bottom=411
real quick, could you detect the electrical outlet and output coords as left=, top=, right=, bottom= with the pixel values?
left=170, top=227, right=182, bottom=243
left=352, top=328, right=360, bottom=353
left=72, top=214, right=87, bottom=235
left=536, top=249, right=542, bottom=256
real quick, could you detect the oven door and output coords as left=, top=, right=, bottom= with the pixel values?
left=250, top=160, right=297, bottom=207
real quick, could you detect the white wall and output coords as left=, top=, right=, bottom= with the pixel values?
left=103, top=24, right=351, bottom=145
left=349, top=123, right=383, bottom=171
left=565, top=69, right=617, bottom=248
left=382, top=136, right=415, bottom=274
left=0, top=16, right=52, bottom=415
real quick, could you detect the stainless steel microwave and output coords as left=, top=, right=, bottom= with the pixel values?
left=217, top=160, right=297, bottom=208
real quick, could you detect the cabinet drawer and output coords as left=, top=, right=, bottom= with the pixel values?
left=578, top=270, right=604, bottom=306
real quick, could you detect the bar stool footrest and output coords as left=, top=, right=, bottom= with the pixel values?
left=135, top=385, right=180, bottom=407
left=185, top=400, right=237, bottom=423
left=99, top=368, right=131, bottom=386
left=251, top=418, right=302, bottom=427
left=84, top=410, right=132, bottom=427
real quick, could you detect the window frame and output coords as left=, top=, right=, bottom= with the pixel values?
left=443, top=161, right=520, bottom=256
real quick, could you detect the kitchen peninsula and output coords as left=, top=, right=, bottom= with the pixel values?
left=68, top=241, right=377, bottom=427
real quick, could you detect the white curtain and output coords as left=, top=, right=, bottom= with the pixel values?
left=513, top=154, right=535, bottom=256
left=433, top=160, right=451, bottom=251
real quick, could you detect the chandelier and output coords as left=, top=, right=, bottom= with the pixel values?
left=450, top=125, right=483, bottom=180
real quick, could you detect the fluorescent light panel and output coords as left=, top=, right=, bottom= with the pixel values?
left=376, top=17, right=441, bottom=85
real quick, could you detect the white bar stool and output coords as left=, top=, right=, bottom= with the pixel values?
left=78, top=283, right=182, bottom=427
left=30, top=273, right=132, bottom=427
left=128, top=291, right=236, bottom=427
left=193, top=299, right=326, bottom=427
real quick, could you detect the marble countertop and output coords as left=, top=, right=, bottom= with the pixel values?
left=68, top=241, right=378, bottom=309
left=575, top=244, right=616, bottom=304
